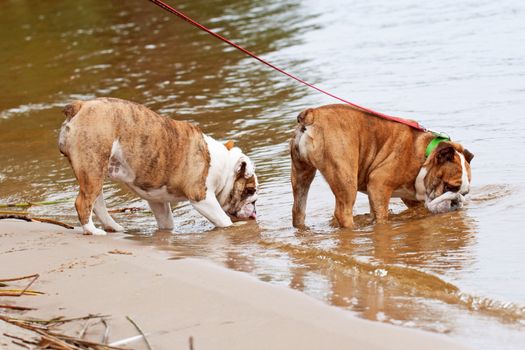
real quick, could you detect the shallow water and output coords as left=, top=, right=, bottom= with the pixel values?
left=1, top=0, right=525, bottom=348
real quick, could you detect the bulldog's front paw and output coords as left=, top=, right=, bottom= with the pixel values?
left=104, top=223, right=125, bottom=232
left=231, top=221, right=247, bottom=227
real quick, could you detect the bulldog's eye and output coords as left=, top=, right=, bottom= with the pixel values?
left=244, top=188, right=256, bottom=196
left=444, top=183, right=460, bottom=192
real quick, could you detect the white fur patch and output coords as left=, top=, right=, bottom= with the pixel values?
left=58, top=121, right=71, bottom=154
left=297, top=126, right=312, bottom=160
left=235, top=155, right=256, bottom=179
left=457, top=152, right=470, bottom=195
left=201, top=135, right=258, bottom=226
left=204, top=135, right=232, bottom=197
left=199, top=136, right=238, bottom=226
left=93, top=193, right=124, bottom=232
left=109, top=140, right=135, bottom=183
left=82, top=215, right=107, bottom=235
left=415, top=167, right=428, bottom=201
left=204, top=135, right=257, bottom=206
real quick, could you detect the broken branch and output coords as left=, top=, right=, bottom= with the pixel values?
left=126, top=316, right=153, bottom=350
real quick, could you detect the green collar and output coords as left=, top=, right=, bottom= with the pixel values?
left=425, top=133, right=451, bottom=158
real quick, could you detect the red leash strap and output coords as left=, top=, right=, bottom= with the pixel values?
left=146, top=0, right=426, bottom=131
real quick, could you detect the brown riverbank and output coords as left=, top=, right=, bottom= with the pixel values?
left=0, top=220, right=470, bottom=349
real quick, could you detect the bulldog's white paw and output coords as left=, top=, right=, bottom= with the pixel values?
left=92, top=228, right=107, bottom=236
left=104, top=223, right=124, bottom=232
left=232, top=221, right=247, bottom=227
left=82, top=223, right=107, bottom=236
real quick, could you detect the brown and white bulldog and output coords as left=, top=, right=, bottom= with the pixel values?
left=290, top=104, right=473, bottom=228
left=58, top=97, right=258, bottom=235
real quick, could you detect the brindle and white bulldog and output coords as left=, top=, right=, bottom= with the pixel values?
left=290, top=104, right=473, bottom=228
left=58, top=97, right=258, bottom=235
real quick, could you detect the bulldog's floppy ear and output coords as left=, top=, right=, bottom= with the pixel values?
left=435, top=142, right=455, bottom=164
left=463, top=149, right=474, bottom=163
left=235, top=156, right=255, bottom=179
left=224, top=140, right=235, bottom=151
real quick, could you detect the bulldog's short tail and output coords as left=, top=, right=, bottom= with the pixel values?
left=62, top=100, right=83, bottom=121
left=59, top=100, right=83, bottom=156
left=291, top=108, right=317, bottom=164
left=297, top=108, right=314, bottom=126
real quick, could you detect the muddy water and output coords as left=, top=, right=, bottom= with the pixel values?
left=1, top=0, right=524, bottom=348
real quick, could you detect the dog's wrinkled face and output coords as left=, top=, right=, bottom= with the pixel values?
left=224, top=155, right=258, bottom=220
left=420, top=142, right=474, bottom=213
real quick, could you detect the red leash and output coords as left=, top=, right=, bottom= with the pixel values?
left=146, top=0, right=426, bottom=132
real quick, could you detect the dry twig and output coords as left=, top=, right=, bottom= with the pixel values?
left=31, top=217, right=74, bottom=229
left=1, top=315, right=127, bottom=350
left=0, top=215, right=73, bottom=229
left=11, top=339, right=31, bottom=349
left=0, top=214, right=32, bottom=222
left=10, top=314, right=107, bottom=326
left=101, top=318, right=110, bottom=344
left=0, top=210, right=30, bottom=215
left=126, top=316, right=153, bottom=350
left=108, top=207, right=143, bottom=214
left=4, top=333, right=39, bottom=345
left=0, top=274, right=40, bottom=297
left=0, top=304, right=36, bottom=311
left=0, top=274, right=39, bottom=284
left=0, top=200, right=67, bottom=209
left=108, top=249, right=132, bottom=256
left=78, top=319, right=93, bottom=339
left=0, top=290, right=43, bottom=297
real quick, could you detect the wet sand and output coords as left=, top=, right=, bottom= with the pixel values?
left=0, top=220, right=470, bottom=350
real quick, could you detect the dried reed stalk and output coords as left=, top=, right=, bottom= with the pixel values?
left=126, top=316, right=153, bottom=350
left=1, top=315, right=128, bottom=350
left=0, top=304, right=36, bottom=311
left=0, top=274, right=40, bottom=297
left=0, top=214, right=73, bottom=229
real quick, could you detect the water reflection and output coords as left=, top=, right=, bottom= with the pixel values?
left=128, top=206, right=516, bottom=324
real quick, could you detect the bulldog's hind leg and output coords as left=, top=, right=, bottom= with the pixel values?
left=74, top=168, right=107, bottom=235
left=291, top=150, right=317, bottom=228
left=147, top=201, right=174, bottom=230
left=93, top=190, right=124, bottom=232
left=320, top=161, right=358, bottom=228
left=190, top=191, right=232, bottom=228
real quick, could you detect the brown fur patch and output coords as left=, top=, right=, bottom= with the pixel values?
left=224, top=140, right=235, bottom=150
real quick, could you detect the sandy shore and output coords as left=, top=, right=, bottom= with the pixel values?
left=0, top=220, right=469, bottom=350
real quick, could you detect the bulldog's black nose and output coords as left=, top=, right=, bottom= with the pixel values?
left=451, top=199, right=459, bottom=208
